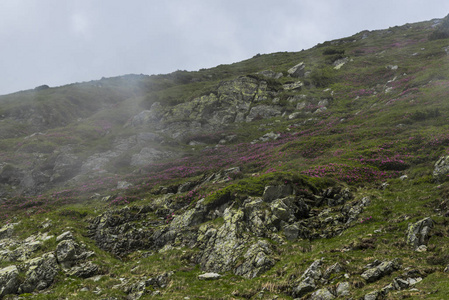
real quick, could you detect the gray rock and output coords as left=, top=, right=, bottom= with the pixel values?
left=283, top=81, right=304, bottom=91
left=234, top=240, right=275, bottom=278
left=262, top=185, right=293, bottom=202
left=364, top=291, right=382, bottom=300
left=336, top=281, right=350, bottom=297
left=393, top=277, right=409, bottom=290
left=198, top=208, right=247, bottom=273
left=292, top=276, right=316, bottom=298
left=310, top=288, right=335, bottom=300
left=0, top=223, right=18, bottom=240
left=56, top=231, right=74, bottom=242
left=323, top=263, right=343, bottom=279
left=300, top=259, right=323, bottom=281
left=245, top=105, right=281, bottom=122
left=406, top=217, right=433, bottom=250
left=67, top=261, right=99, bottom=278
left=288, top=62, right=306, bottom=78
left=198, top=272, right=221, bottom=280
left=257, top=70, right=283, bottom=79
left=0, top=265, right=19, bottom=297
left=19, top=253, right=59, bottom=293
left=56, top=239, right=78, bottom=268
left=433, top=155, right=449, bottom=181
left=51, top=152, right=81, bottom=182
left=361, top=259, right=400, bottom=283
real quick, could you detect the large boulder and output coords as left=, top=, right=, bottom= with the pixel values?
left=198, top=208, right=247, bottom=273
left=245, top=105, right=281, bottom=122
left=406, top=217, right=433, bottom=250
left=18, top=253, right=59, bottom=293
left=234, top=240, right=276, bottom=278
left=262, top=185, right=294, bottom=202
left=0, top=265, right=19, bottom=297
left=361, top=259, right=400, bottom=283
left=433, top=155, right=449, bottom=181
left=288, top=62, right=306, bottom=78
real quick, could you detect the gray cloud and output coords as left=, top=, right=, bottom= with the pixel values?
left=1, top=0, right=449, bottom=95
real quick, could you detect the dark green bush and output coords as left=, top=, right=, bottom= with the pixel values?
left=310, top=66, right=336, bottom=87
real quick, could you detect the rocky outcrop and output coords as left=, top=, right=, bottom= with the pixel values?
left=0, top=227, right=99, bottom=298
left=87, top=181, right=359, bottom=280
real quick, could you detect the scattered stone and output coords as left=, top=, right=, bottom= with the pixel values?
left=198, top=272, right=221, bottom=280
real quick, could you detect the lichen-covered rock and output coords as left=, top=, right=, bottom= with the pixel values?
left=292, top=276, right=316, bottom=298
left=0, top=265, right=19, bottom=297
left=18, top=253, right=59, bottom=293
left=199, top=208, right=247, bottom=273
left=234, top=240, right=276, bottom=278
left=67, top=261, right=99, bottom=278
left=56, top=239, right=78, bottom=268
left=433, top=155, right=449, bottom=181
left=336, top=282, right=350, bottom=297
left=56, top=231, right=74, bottom=242
left=288, top=62, right=306, bottom=78
left=245, top=105, right=281, bottom=122
left=406, top=217, right=433, bottom=250
left=361, top=259, right=400, bottom=283
left=0, top=223, right=18, bottom=240
left=310, top=288, right=336, bottom=300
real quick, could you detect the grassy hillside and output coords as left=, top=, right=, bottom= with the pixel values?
left=1, top=16, right=449, bottom=299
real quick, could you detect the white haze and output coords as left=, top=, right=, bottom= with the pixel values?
left=1, top=0, right=449, bottom=95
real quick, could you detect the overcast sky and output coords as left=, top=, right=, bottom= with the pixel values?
left=1, top=0, right=449, bottom=95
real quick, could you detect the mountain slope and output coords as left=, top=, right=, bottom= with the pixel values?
left=1, top=16, right=449, bottom=299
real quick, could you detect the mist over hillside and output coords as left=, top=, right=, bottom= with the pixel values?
left=1, top=15, right=449, bottom=299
